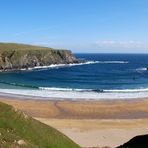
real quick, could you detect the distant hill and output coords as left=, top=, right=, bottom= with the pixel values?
left=0, top=43, right=79, bottom=71
left=0, top=102, right=80, bottom=148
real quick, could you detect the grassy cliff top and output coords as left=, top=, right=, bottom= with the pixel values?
left=0, top=43, right=67, bottom=51
left=0, top=102, right=80, bottom=148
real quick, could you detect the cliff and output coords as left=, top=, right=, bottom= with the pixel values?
left=0, top=43, right=79, bottom=71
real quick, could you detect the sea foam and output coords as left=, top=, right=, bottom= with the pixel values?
left=0, top=87, right=148, bottom=100
left=20, top=60, right=129, bottom=71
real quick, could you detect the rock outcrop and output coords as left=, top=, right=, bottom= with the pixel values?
left=117, top=134, right=148, bottom=148
left=0, top=43, right=79, bottom=71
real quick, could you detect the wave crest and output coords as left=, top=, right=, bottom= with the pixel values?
left=39, top=87, right=148, bottom=93
left=97, top=61, right=128, bottom=64
left=0, top=87, right=148, bottom=99
left=20, top=60, right=129, bottom=71
left=136, top=67, right=148, bottom=71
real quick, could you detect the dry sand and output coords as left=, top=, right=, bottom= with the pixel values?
left=36, top=118, right=148, bottom=147
left=0, top=97, right=148, bottom=147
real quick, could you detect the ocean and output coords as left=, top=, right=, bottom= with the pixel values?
left=0, top=53, right=148, bottom=100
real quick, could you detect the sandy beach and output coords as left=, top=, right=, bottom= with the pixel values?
left=0, top=96, right=148, bottom=147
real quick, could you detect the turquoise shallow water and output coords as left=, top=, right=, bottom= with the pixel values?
left=0, top=53, right=148, bottom=99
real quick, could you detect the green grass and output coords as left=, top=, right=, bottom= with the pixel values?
left=0, top=102, right=80, bottom=148
left=0, top=42, right=67, bottom=51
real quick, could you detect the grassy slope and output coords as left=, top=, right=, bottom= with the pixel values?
left=0, top=42, right=67, bottom=51
left=0, top=102, right=80, bottom=148
left=0, top=42, right=51, bottom=50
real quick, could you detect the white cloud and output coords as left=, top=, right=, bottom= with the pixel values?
left=94, top=40, right=147, bottom=49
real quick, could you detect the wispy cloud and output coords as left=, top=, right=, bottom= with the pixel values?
left=94, top=40, right=148, bottom=49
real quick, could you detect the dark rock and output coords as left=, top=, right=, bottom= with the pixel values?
left=0, top=43, right=80, bottom=71
left=117, top=134, right=148, bottom=148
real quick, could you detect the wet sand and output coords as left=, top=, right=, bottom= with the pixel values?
left=0, top=97, right=148, bottom=147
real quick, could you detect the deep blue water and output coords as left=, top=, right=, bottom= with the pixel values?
left=0, top=54, right=148, bottom=99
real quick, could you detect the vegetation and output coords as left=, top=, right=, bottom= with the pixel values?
left=0, top=42, right=64, bottom=51
left=0, top=102, right=80, bottom=148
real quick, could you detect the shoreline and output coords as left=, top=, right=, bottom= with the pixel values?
left=0, top=92, right=148, bottom=103
left=0, top=60, right=90, bottom=72
left=0, top=95, right=148, bottom=147
left=1, top=91, right=148, bottom=101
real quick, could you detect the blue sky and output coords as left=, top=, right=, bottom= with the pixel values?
left=0, top=0, right=148, bottom=53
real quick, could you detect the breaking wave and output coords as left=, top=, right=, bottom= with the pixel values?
left=20, top=60, right=129, bottom=71
left=0, top=86, right=148, bottom=100
left=39, top=87, right=148, bottom=93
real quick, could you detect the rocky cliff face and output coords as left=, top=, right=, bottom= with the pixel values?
left=0, top=43, right=79, bottom=71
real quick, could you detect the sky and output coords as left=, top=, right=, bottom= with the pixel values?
left=0, top=0, right=148, bottom=53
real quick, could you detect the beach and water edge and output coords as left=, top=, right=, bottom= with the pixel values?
left=0, top=94, right=148, bottom=147
left=0, top=53, right=148, bottom=147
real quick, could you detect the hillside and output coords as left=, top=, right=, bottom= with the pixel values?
left=0, top=102, right=80, bottom=148
left=0, top=43, right=79, bottom=71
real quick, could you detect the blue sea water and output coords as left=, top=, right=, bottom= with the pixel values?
left=0, top=53, right=148, bottom=99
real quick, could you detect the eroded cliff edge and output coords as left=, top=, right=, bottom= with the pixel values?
left=0, top=43, right=79, bottom=71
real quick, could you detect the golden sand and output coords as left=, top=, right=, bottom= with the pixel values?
left=1, top=97, right=148, bottom=147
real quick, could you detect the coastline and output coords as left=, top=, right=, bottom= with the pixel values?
left=1, top=89, right=148, bottom=100
left=0, top=95, right=148, bottom=147
left=0, top=91, right=148, bottom=102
